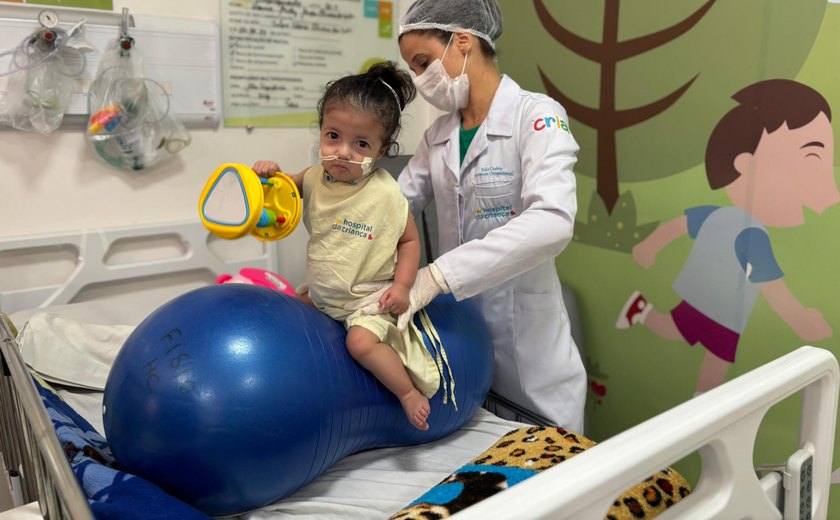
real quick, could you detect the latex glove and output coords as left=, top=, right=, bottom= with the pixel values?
left=344, top=264, right=450, bottom=331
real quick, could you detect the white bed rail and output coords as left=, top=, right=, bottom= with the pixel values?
left=0, top=316, right=93, bottom=519
left=455, top=346, right=839, bottom=520
left=0, top=219, right=279, bottom=316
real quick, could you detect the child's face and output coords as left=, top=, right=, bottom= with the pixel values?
left=731, top=112, right=837, bottom=227
left=319, top=107, right=386, bottom=183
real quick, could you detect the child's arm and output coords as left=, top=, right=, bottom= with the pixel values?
left=632, top=215, right=688, bottom=268
left=379, top=214, right=421, bottom=314
left=760, top=278, right=833, bottom=341
left=252, top=160, right=306, bottom=193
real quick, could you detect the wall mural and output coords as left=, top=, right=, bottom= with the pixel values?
left=498, top=0, right=840, bottom=509
left=505, top=0, right=827, bottom=250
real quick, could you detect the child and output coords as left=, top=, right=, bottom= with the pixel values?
left=253, top=61, right=438, bottom=430
left=616, top=79, right=835, bottom=395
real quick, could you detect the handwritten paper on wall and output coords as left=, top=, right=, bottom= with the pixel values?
left=221, top=0, right=398, bottom=127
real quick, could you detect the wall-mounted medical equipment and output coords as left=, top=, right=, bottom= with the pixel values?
left=0, top=3, right=220, bottom=130
left=86, top=10, right=192, bottom=171
left=0, top=9, right=91, bottom=133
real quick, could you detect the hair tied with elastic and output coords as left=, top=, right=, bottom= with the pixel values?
left=379, top=78, right=402, bottom=111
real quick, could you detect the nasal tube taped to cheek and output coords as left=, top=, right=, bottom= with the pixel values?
left=319, top=155, right=374, bottom=176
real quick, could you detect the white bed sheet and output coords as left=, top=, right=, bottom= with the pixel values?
left=10, top=299, right=530, bottom=520
left=238, top=410, right=527, bottom=520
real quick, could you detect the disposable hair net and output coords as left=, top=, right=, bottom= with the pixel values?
left=399, top=0, right=503, bottom=47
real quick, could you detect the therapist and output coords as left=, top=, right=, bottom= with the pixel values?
left=366, top=0, right=587, bottom=432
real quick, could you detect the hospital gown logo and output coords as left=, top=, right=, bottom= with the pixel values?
left=333, top=217, right=374, bottom=240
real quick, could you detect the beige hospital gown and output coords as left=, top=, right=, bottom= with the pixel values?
left=302, top=166, right=441, bottom=398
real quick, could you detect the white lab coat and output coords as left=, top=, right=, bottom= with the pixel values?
left=398, top=75, right=587, bottom=431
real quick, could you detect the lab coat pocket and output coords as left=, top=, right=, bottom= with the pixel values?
left=515, top=290, right=561, bottom=312
left=471, top=174, right=514, bottom=200
left=512, top=290, right=565, bottom=380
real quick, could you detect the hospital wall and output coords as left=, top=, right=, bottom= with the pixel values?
left=0, top=0, right=438, bottom=287
left=3, top=0, right=839, bottom=513
left=495, top=0, right=840, bottom=510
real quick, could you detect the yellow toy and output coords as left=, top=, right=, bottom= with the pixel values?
left=199, top=163, right=302, bottom=241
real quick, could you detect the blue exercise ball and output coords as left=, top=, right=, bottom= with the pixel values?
left=102, top=284, right=493, bottom=516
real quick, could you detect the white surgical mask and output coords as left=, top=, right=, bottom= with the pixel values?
left=413, top=36, right=469, bottom=113
left=319, top=153, right=374, bottom=184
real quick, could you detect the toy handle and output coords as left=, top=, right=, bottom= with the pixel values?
left=252, top=173, right=302, bottom=241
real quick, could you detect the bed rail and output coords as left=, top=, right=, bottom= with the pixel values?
left=455, top=345, right=839, bottom=520
left=0, top=219, right=281, bottom=316
left=0, top=316, right=93, bottom=519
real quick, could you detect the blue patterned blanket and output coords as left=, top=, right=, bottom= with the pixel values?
left=35, top=377, right=210, bottom=520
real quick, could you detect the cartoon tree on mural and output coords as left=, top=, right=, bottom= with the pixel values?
left=497, top=0, right=828, bottom=251
left=536, top=0, right=714, bottom=217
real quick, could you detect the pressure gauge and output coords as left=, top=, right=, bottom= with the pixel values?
left=38, top=9, right=60, bottom=29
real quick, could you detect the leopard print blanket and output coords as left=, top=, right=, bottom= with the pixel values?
left=390, top=426, right=691, bottom=520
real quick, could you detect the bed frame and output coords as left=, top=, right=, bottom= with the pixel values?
left=0, top=219, right=280, bottom=317
left=0, top=220, right=837, bottom=519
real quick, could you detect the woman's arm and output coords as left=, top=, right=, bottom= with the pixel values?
left=397, top=131, right=436, bottom=219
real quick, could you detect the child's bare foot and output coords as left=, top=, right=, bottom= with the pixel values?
left=400, top=390, right=430, bottom=430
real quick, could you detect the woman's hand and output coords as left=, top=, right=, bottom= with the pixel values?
left=252, top=160, right=281, bottom=178
left=343, top=264, right=449, bottom=331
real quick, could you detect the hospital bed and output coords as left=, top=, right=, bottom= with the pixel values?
left=0, top=219, right=836, bottom=519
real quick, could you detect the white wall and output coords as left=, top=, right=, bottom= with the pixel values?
left=1, top=0, right=434, bottom=284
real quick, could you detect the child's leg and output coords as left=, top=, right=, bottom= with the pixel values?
left=346, top=326, right=430, bottom=430
left=616, top=292, right=682, bottom=340
left=695, top=350, right=731, bottom=395
left=644, top=309, right=684, bottom=341
left=298, top=290, right=315, bottom=308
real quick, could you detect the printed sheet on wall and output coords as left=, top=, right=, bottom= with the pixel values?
left=221, top=0, right=399, bottom=128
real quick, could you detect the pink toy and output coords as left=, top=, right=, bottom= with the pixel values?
left=216, top=268, right=297, bottom=298
left=88, top=103, right=122, bottom=134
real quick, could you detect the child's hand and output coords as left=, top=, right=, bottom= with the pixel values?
left=632, top=241, right=657, bottom=268
left=379, top=283, right=409, bottom=315
left=252, top=160, right=281, bottom=178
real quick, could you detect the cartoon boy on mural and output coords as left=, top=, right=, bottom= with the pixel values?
left=616, top=79, right=836, bottom=395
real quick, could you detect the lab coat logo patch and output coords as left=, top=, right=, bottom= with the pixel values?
left=533, top=116, right=570, bottom=133
left=475, top=205, right=515, bottom=220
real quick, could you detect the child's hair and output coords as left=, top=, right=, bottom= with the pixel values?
left=318, top=61, right=416, bottom=157
left=705, top=79, right=831, bottom=189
